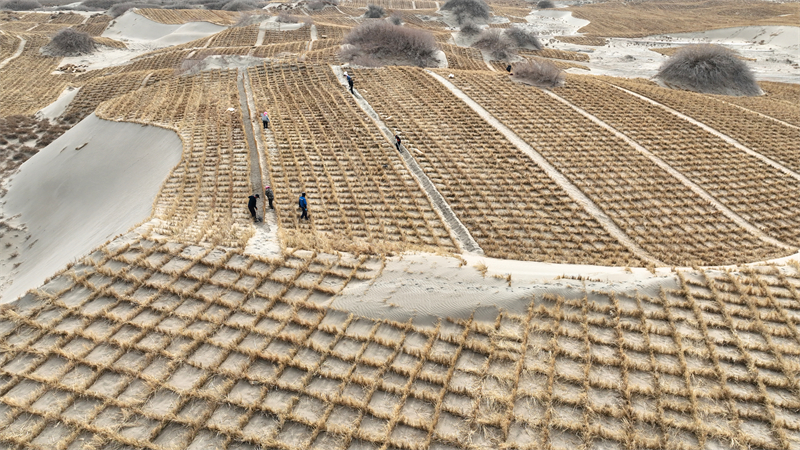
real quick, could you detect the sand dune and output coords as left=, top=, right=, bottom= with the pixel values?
left=0, top=114, right=182, bottom=303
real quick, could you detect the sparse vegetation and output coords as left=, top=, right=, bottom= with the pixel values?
left=364, top=3, right=385, bottom=18
left=388, top=12, right=402, bottom=25
left=656, top=44, right=761, bottom=96
left=0, top=0, right=40, bottom=10
left=441, top=0, right=489, bottom=25
left=44, top=28, right=97, bottom=56
left=537, top=0, right=554, bottom=8
left=341, top=20, right=440, bottom=67
left=511, top=59, right=563, bottom=86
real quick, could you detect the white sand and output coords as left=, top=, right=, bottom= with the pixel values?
left=103, top=10, right=227, bottom=45
left=544, top=25, right=800, bottom=84
left=335, top=252, right=679, bottom=323
left=36, top=86, right=80, bottom=121
left=57, top=10, right=229, bottom=72
left=525, top=9, right=589, bottom=36
left=0, top=114, right=182, bottom=303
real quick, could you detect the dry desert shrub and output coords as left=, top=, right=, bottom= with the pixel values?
left=341, top=20, right=440, bottom=67
left=222, top=0, right=258, bottom=11
left=537, top=0, right=554, bottom=8
left=80, top=0, right=117, bottom=9
left=441, top=0, right=488, bottom=25
left=276, top=11, right=302, bottom=23
left=656, top=44, right=761, bottom=96
left=364, top=3, right=384, bottom=18
left=307, top=0, right=336, bottom=10
left=0, top=0, right=39, bottom=9
left=44, top=27, right=96, bottom=56
left=471, top=28, right=514, bottom=60
left=459, top=20, right=480, bottom=35
left=503, top=26, right=541, bottom=50
left=512, top=59, right=564, bottom=87
left=388, top=12, right=401, bottom=25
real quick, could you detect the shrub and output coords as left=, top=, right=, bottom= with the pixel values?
left=341, top=20, right=439, bottom=67
left=45, top=28, right=96, bottom=56
left=471, top=28, right=514, bottom=60
left=81, top=0, right=116, bottom=9
left=222, top=0, right=256, bottom=10
left=388, top=13, right=401, bottom=25
left=276, top=11, right=298, bottom=22
left=656, top=44, right=761, bottom=96
left=504, top=26, right=541, bottom=50
left=459, top=20, right=480, bottom=35
left=512, top=60, right=564, bottom=87
left=441, top=0, right=488, bottom=25
left=0, top=0, right=41, bottom=10
left=537, top=0, right=554, bottom=8
left=364, top=3, right=384, bottom=18
left=306, top=0, right=324, bottom=10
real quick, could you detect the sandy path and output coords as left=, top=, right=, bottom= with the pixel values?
left=612, top=84, right=800, bottom=183
left=307, top=24, right=317, bottom=52
left=236, top=69, right=267, bottom=217
left=240, top=68, right=280, bottom=257
left=540, top=88, right=795, bottom=253
left=331, top=65, right=484, bottom=255
left=428, top=70, right=663, bottom=266
left=253, top=19, right=270, bottom=48
left=0, top=35, right=25, bottom=70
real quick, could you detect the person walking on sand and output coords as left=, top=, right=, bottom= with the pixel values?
left=346, top=74, right=354, bottom=94
left=395, top=134, right=402, bottom=151
left=261, top=111, right=269, bottom=129
left=299, top=193, right=309, bottom=220
left=265, top=186, right=274, bottom=209
left=248, top=194, right=260, bottom=222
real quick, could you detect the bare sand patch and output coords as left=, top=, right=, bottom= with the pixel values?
left=0, top=114, right=182, bottom=303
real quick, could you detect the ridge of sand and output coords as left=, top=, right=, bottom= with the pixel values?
left=0, top=114, right=182, bottom=304
left=35, top=85, right=80, bottom=121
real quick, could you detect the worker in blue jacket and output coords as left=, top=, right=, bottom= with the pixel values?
left=299, top=193, right=309, bottom=221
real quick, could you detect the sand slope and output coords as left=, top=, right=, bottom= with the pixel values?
left=0, top=114, right=182, bottom=303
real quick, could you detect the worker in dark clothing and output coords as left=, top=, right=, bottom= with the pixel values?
left=299, top=193, right=309, bottom=220
left=395, top=134, right=402, bottom=151
left=346, top=74, right=354, bottom=94
left=248, top=194, right=260, bottom=222
left=265, top=186, right=274, bottom=209
left=506, top=64, right=512, bottom=74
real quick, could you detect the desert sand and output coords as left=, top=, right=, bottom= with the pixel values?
left=0, top=114, right=182, bottom=303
